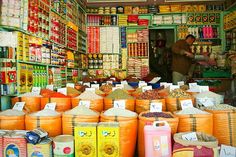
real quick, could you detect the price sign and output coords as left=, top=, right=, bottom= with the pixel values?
left=199, top=86, right=209, bottom=92
left=57, top=88, right=67, bottom=95
left=112, top=87, right=119, bottom=91
left=91, top=84, right=100, bottom=89
left=198, top=97, right=215, bottom=107
left=116, top=84, right=124, bottom=89
left=13, top=102, right=25, bottom=111
left=79, top=100, right=91, bottom=108
left=93, top=81, right=97, bottom=84
left=32, top=87, right=41, bottom=95
left=177, top=81, right=185, bottom=86
left=220, top=145, right=236, bottom=157
left=44, top=102, right=56, bottom=110
left=189, top=83, right=198, bottom=89
left=139, top=82, right=147, bottom=88
left=46, top=85, right=54, bottom=91
left=180, top=99, right=193, bottom=110
left=164, top=83, right=172, bottom=88
left=121, top=81, right=128, bottom=85
left=83, top=82, right=91, bottom=87
left=85, top=88, right=96, bottom=93
left=106, top=81, right=113, bottom=84
left=113, top=100, right=126, bottom=109
left=182, top=132, right=198, bottom=141
left=142, top=86, right=152, bottom=92
left=150, top=102, right=162, bottom=112
left=160, top=82, right=167, bottom=87
left=170, top=85, right=180, bottom=91
left=149, top=77, right=161, bottom=84
left=66, top=83, right=75, bottom=88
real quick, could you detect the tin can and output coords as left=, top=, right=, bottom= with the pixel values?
left=3, top=130, right=27, bottom=157
left=0, top=130, right=7, bottom=157
left=53, top=135, right=74, bottom=157
left=27, top=138, right=52, bottom=157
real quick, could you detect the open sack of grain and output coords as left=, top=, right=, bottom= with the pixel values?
left=205, top=104, right=236, bottom=146
left=0, top=109, right=25, bottom=130
left=195, top=91, right=224, bottom=107
left=11, top=92, right=42, bottom=113
left=138, top=111, right=179, bottom=157
left=25, top=109, right=62, bottom=137
left=174, top=107, right=213, bottom=135
left=173, top=132, right=219, bottom=157
left=135, top=89, right=166, bottom=114
left=166, top=89, right=195, bottom=112
left=100, top=108, right=138, bottom=157
left=71, top=91, right=103, bottom=112
left=62, top=106, right=100, bottom=135
left=104, top=89, right=135, bottom=111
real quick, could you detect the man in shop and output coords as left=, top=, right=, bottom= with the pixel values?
left=172, top=34, right=207, bottom=84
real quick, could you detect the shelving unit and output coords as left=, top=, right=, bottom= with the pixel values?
left=0, top=0, right=87, bottom=96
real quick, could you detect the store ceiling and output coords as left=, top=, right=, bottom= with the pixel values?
left=86, top=0, right=225, bottom=7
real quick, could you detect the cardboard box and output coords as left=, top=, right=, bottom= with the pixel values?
left=97, top=122, right=119, bottom=157
left=74, top=123, right=97, bottom=157
left=26, top=64, right=33, bottom=92
left=18, top=63, right=27, bottom=93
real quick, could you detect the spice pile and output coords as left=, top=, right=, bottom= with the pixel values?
left=137, top=90, right=161, bottom=99
left=64, top=106, right=99, bottom=116
left=106, top=89, right=134, bottom=99
left=77, top=91, right=102, bottom=100
left=169, top=89, right=191, bottom=98
left=141, top=112, right=173, bottom=118
left=104, top=108, right=137, bottom=117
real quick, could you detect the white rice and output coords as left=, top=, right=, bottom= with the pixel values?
left=29, top=109, right=61, bottom=117
left=0, top=109, right=25, bottom=116
left=64, top=106, right=99, bottom=116
left=76, top=91, right=102, bottom=100
left=104, top=108, right=137, bottom=117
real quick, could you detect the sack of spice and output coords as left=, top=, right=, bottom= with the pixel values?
left=173, top=132, right=219, bottom=157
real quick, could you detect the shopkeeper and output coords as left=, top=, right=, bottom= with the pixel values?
left=171, top=34, right=210, bottom=84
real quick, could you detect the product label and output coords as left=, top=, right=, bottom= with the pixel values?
left=113, top=100, right=126, bottom=109
left=189, top=83, right=198, bottom=89
left=198, top=97, right=215, bottom=107
left=66, top=83, right=75, bottom=88
left=5, top=144, right=20, bottom=157
left=170, top=85, right=180, bottom=91
left=180, top=99, right=193, bottom=110
left=161, top=136, right=169, bottom=156
left=106, top=81, right=113, bottom=84
left=199, top=86, right=209, bottom=92
left=32, top=87, right=41, bottom=95
left=177, top=81, right=185, bottom=86
left=121, top=81, right=128, bottom=85
left=220, top=145, right=236, bottom=157
left=79, top=100, right=91, bottom=108
left=150, top=102, right=162, bottom=112
left=116, top=84, right=124, bottom=89
left=142, top=86, right=152, bottom=92
left=46, top=85, right=54, bottom=91
left=44, top=102, right=56, bottom=111
left=57, top=88, right=67, bottom=95
left=13, top=102, right=25, bottom=111
left=182, top=132, right=198, bottom=141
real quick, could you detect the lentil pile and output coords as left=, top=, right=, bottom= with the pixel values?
left=106, top=89, right=134, bottom=99
left=67, top=87, right=81, bottom=96
left=100, top=83, right=113, bottom=93
left=176, top=107, right=209, bottom=115
left=138, top=90, right=161, bottom=99
left=104, top=108, right=137, bottom=117
left=77, top=91, right=102, bottom=100
left=141, top=112, right=173, bottom=118
left=64, top=106, right=99, bottom=116
left=95, top=89, right=105, bottom=95
left=205, top=104, right=236, bottom=110
left=169, top=89, right=191, bottom=98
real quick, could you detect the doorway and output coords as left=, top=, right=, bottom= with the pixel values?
left=149, top=28, right=175, bottom=82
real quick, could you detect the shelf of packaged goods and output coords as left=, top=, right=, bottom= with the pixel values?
left=51, top=9, right=66, bottom=20
left=48, top=64, right=63, bottom=68
left=100, top=53, right=121, bottom=55
left=87, top=13, right=118, bottom=16
left=186, top=24, right=220, bottom=26
left=151, top=24, right=178, bottom=27
left=0, top=25, right=49, bottom=41
left=89, top=68, right=123, bottom=71
left=79, top=68, right=88, bottom=70
left=78, top=4, right=86, bottom=14
left=155, top=12, right=183, bottom=15
left=127, top=42, right=148, bottom=44
left=51, top=41, right=66, bottom=48
left=87, top=25, right=119, bottom=27
left=0, top=94, right=18, bottom=97
left=78, top=50, right=86, bottom=54
left=128, top=56, right=148, bottom=59
left=66, top=47, right=77, bottom=51
left=17, top=60, right=48, bottom=66
left=79, top=29, right=87, bottom=36
left=126, top=26, right=149, bottom=29
left=224, top=27, right=236, bottom=32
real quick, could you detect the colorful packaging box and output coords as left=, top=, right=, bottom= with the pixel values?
left=187, top=13, right=195, bottom=24
left=74, top=123, right=97, bottom=157
left=97, top=122, right=120, bottom=157
left=27, top=138, right=52, bottom=157
left=26, top=64, right=33, bottom=92
left=195, top=13, right=202, bottom=24
left=17, top=63, right=27, bottom=93
left=202, top=13, right=209, bottom=24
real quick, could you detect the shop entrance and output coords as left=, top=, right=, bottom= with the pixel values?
left=149, top=28, right=175, bottom=82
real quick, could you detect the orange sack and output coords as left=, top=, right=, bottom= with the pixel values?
left=135, top=99, right=166, bottom=114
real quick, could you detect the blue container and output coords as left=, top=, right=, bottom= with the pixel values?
left=128, top=82, right=139, bottom=88
left=148, top=83, right=160, bottom=89
left=0, top=96, right=11, bottom=111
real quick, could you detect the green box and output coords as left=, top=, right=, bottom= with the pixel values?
left=195, top=13, right=202, bottom=24
left=202, top=13, right=209, bottom=24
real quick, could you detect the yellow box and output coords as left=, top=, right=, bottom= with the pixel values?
left=23, top=34, right=29, bottom=61
left=27, top=138, right=52, bottom=157
left=74, top=123, right=97, bottom=157
left=17, top=63, right=27, bottom=93
left=26, top=64, right=33, bottom=92
left=97, top=122, right=120, bottom=157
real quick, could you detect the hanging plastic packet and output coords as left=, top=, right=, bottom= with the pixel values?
left=25, top=128, right=48, bottom=145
